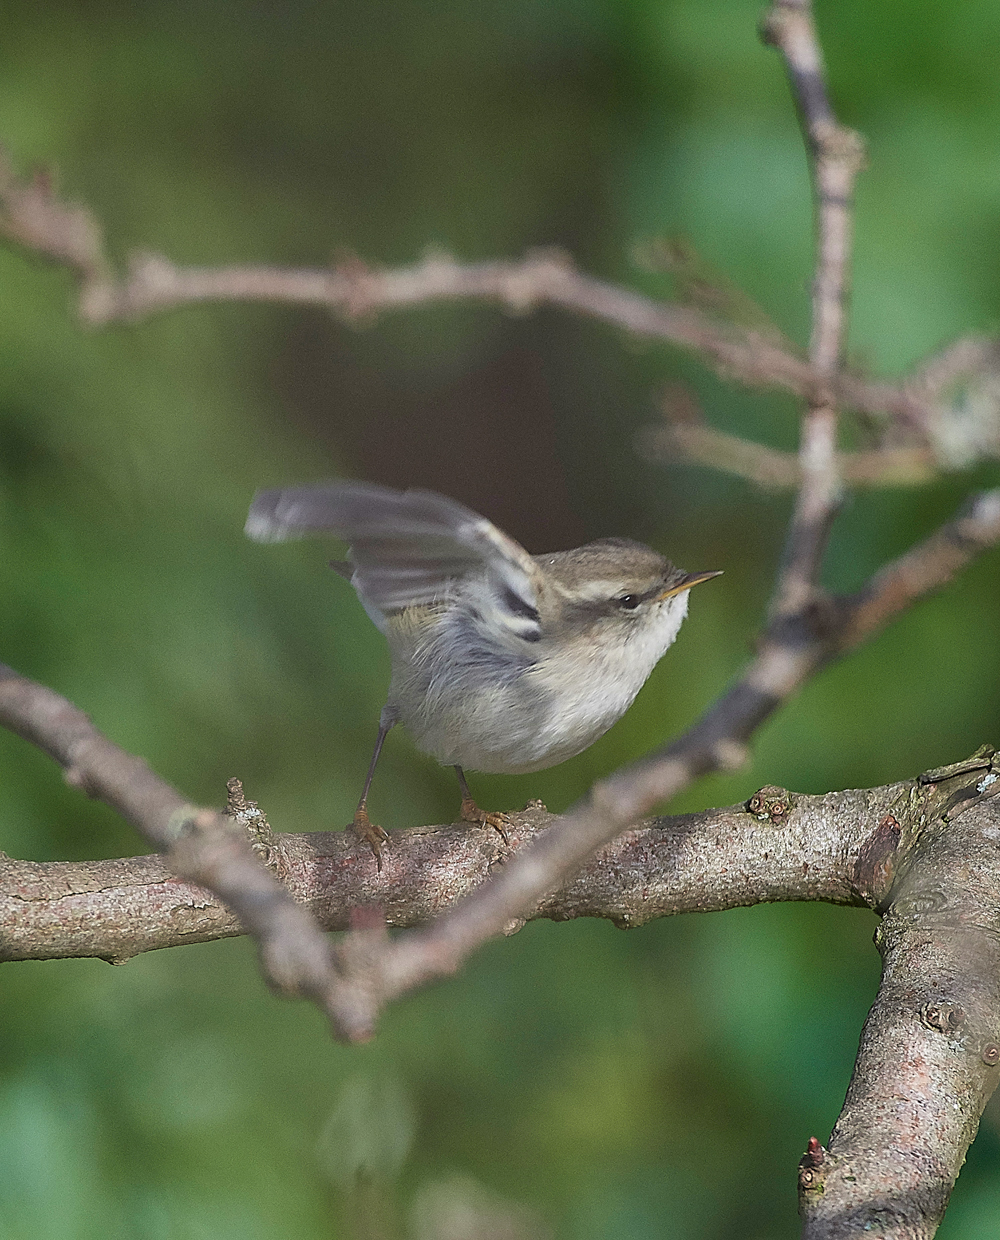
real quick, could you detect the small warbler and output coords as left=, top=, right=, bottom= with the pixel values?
left=247, top=482, right=720, bottom=864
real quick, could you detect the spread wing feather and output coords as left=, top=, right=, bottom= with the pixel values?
left=246, top=482, right=543, bottom=641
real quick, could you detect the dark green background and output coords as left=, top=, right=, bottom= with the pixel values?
left=1, top=1, right=999, bottom=1236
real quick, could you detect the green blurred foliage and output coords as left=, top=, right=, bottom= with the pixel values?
left=1, top=0, right=999, bottom=1236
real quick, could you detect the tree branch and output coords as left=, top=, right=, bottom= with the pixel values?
left=2, top=4, right=999, bottom=1227
left=3, top=487, right=997, bottom=1017
left=836, top=491, right=1000, bottom=651
left=0, top=147, right=991, bottom=448
left=762, top=0, right=866, bottom=617
left=6, top=736, right=1000, bottom=1238
left=640, top=411, right=937, bottom=489
left=0, top=772, right=966, bottom=958
left=798, top=765, right=1000, bottom=1238
left=0, top=665, right=364, bottom=1037
left=0, top=788, right=869, bottom=963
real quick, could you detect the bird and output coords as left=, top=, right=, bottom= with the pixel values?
left=246, top=482, right=721, bottom=865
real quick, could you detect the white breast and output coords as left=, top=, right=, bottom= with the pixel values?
left=515, top=591, right=690, bottom=771
left=388, top=591, right=690, bottom=775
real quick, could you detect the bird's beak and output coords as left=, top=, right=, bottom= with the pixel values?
left=656, top=570, right=723, bottom=601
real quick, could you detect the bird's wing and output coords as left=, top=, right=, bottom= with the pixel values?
left=246, top=482, right=543, bottom=640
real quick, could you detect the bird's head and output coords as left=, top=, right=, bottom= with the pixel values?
left=540, top=537, right=721, bottom=647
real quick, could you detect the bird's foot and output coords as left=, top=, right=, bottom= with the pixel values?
left=459, top=797, right=511, bottom=843
left=351, top=807, right=389, bottom=870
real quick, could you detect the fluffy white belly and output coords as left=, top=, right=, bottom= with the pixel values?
left=394, top=596, right=688, bottom=773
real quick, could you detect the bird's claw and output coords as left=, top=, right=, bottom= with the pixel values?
left=459, top=798, right=511, bottom=844
left=351, top=807, right=389, bottom=870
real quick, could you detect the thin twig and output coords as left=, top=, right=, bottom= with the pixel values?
left=911, top=335, right=1000, bottom=400
left=762, top=0, right=866, bottom=617
left=0, top=664, right=364, bottom=1037
left=836, top=490, right=1000, bottom=650
left=641, top=385, right=936, bottom=489
left=8, top=148, right=1000, bottom=475
left=640, top=420, right=936, bottom=489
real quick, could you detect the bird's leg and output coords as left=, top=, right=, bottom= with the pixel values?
left=453, top=766, right=510, bottom=843
left=351, top=715, right=393, bottom=868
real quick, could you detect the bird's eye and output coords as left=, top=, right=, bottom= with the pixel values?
left=616, top=594, right=641, bottom=610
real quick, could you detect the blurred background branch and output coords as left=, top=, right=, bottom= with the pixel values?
left=640, top=384, right=938, bottom=489
left=4, top=148, right=1000, bottom=477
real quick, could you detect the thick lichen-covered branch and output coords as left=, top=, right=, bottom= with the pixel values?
left=798, top=757, right=1000, bottom=1239
left=0, top=785, right=887, bottom=964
